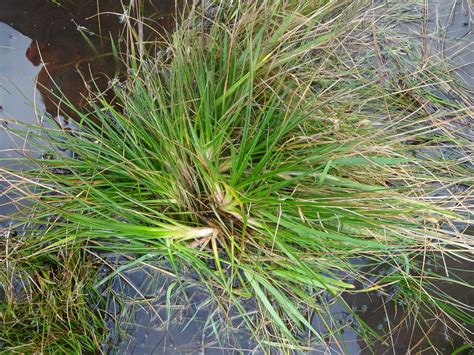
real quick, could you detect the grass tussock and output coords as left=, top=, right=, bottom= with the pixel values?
left=0, top=242, right=104, bottom=353
left=1, top=0, right=473, bottom=352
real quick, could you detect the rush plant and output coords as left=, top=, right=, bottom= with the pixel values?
left=1, top=0, right=472, bottom=352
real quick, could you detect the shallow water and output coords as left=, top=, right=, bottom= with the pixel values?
left=0, top=1, right=472, bottom=354
left=431, top=0, right=473, bottom=89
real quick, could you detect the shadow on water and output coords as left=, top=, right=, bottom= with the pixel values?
left=0, top=1, right=473, bottom=354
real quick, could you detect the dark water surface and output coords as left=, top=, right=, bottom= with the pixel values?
left=1, top=1, right=473, bottom=354
left=0, top=0, right=187, bottom=121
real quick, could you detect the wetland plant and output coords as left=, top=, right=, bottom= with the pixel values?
left=1, top=0, right=473, bottom=352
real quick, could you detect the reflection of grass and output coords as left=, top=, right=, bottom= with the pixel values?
left=1, top=0, right=473, bottom=352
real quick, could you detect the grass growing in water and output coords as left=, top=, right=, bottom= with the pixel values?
left=1, top=0, right=473, bottom=352
left=0, top=240, right=105, bottom=353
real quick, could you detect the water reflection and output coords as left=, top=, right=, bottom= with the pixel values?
left=99, top=257, right=257, bottom=354
left=345, top=249, right=474, bottom=354
left=0, top=22, right=43, bottom=218
left=0, top=0, right=188, bottom=121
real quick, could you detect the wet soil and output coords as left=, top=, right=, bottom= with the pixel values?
left=0, top=1, right=472, bottom=354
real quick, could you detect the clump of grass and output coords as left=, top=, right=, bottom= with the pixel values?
left=0, top=235, right=105, bottom=353
left=1, top=0, right=473, bottom=351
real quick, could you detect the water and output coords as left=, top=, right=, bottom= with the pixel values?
left=431, top=0, right=473, bottom=89
left=1, top=1, right=472, bottom=354
left=0, top=22, right=43, bottom=217
left=98, top=257, right=257, bottom=354
left=344, top=251, right=474, bottom=354
left=0, top=0, right=192, bottom=119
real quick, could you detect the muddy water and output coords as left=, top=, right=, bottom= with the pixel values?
left=0, top=1, right=473, bottom=354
